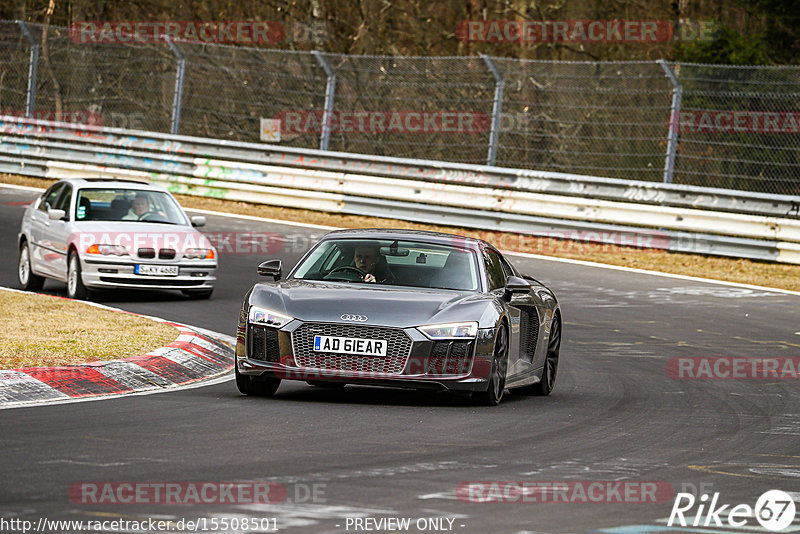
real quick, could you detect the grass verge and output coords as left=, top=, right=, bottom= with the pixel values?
left=3, top=173, right=799, bottom=292
left=0, top=290, right=179, bottom=369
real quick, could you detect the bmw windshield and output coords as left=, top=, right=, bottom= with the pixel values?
left=75, top=189, right=188, bottom=225
left=291, top=238, right=479, bottom=291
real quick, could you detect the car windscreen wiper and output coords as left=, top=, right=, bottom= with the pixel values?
left=136, top=219, right=181, bottom=224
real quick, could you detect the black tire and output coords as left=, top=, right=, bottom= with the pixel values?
left=235, top=364, right=280, bottom=397
left=18, top=241, right=44, bottom=291
left=182, top=289, right=213, bottom=300
left=307, top=380, right=346, bottom=388
left=530, top=315, right=561, bottom=396
left=476, top=324, right=509, bottom=406
left=66, top=252, right=89, bottom=300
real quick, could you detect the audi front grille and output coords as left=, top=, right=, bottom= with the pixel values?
left=291, top=322, right=412, bottom=375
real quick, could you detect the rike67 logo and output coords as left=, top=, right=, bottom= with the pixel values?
left=669, top=489, right=796, bottom=531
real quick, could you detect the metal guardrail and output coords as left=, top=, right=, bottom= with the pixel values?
left=1, top=115, right=799, bottom=265
left=2, top=116, right=797, bottom=219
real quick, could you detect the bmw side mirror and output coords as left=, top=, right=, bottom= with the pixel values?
left=190, top=215, right=206, bottom=227
left=48, top=208, right=66, bottom=221
left=258, top=259, right=282, bottom=280
left=504, top=275, right=531, bottom=298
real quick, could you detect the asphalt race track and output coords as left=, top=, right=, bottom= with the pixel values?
left=1, top=185, right=800, bottom=533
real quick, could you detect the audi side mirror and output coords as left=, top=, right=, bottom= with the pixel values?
left=258, top=259, right=282, bottom=280
left=504, top=275, right=531, bottom=298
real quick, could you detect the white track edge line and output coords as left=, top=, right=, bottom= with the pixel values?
left=3, top=183, right=798, bottom=298
left=184, top=207, right=341, bottom=231
left=0, top=183, right=44, bottom=192
left=504, top=250, right=800, bottom=298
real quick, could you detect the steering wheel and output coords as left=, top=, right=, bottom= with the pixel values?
left=325, top=265, right=367, bottom=281
left=137, top=211, right=159, bottom=221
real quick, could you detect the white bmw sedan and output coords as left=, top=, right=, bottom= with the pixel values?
left=18, top=178, right=217, bottom=300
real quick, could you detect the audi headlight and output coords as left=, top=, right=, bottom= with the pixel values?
left=248, top=306, right=293, bottom=328
left=418, top=321, right=478, bottom=340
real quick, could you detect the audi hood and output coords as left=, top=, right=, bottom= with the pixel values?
left=248, top=279, right=498, bottom=329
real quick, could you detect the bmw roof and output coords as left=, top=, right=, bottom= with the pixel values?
left=56, top=177, right=163, bottom=190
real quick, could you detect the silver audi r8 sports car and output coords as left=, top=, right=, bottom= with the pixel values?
left=235, top=229, right=561, bottom=405
left=17, top=178, right=217, bottom=300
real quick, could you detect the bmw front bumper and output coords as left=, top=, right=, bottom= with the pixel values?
left=80, top=254, right=216, bottom=291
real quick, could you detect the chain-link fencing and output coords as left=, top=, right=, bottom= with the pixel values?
left=1, top=21, right=798, bottom=195
left=675, top=63, right=800, bottom=194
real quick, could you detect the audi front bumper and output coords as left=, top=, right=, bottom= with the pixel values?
left=235, top=317, right=497, bottom=392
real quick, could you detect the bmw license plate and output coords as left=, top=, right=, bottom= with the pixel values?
left=135, top=264, right=179, bottom=276
left=313, top=336, right=387, bottom=357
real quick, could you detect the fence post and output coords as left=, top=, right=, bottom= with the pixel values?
left=17, top=21, right=39, bottom=118
left=165, top=36, right=186, bottom=135
left=313, top=51, right=336, bottom=151
left=658, top=60, right=682, bottom=184
left=481, top=54, right=504, bottom=167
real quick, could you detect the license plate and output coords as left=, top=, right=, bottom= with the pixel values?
left=313, top=335, right=387, bottom=357
left=135, top=264, right=179, bottom=276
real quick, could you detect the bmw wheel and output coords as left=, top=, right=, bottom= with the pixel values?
left=18, top=241, right=44, bottom=291
left=67, top=253, right=89, bottom=300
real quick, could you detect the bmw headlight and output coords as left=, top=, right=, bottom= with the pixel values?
left=185, top=248, right=215, bottom=260
left=86, top=244, right=128, bottom=256
left=248, top=306, right=293, bottom=328
left=418, top=321, right=478, bottom=340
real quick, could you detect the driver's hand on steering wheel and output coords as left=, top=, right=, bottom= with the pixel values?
left=363, top=273, right=376, bottom=283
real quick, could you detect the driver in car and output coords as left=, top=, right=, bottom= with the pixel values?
left=122, top=193, right=150, bottom=220
left=354, top=245, right=396, bottom=284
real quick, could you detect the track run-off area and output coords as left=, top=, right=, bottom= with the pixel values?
left=1, top=184, right=799, bottom=534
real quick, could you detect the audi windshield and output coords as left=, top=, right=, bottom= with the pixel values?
left=291, top=238, right=480, bottom=291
